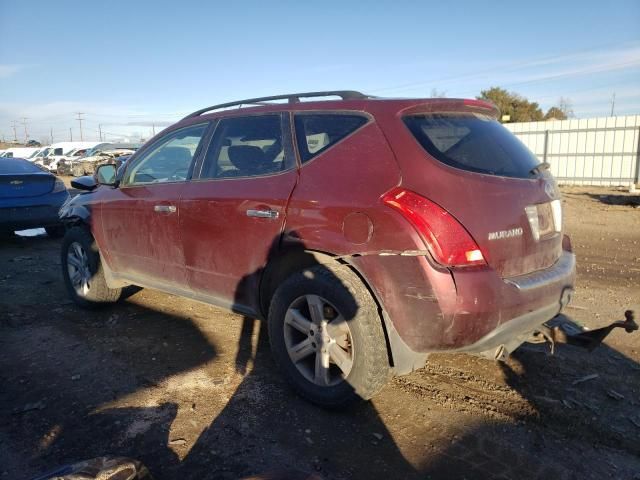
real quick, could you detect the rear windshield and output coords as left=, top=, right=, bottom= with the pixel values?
left=404, top=113, right=540, bottom=178
left=0, top=158, right=44, bottom=174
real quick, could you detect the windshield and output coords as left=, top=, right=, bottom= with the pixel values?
left=404, top=113, right=541, bottom=179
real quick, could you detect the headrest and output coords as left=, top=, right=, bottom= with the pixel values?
left=228, top=145, right=266, bottom=173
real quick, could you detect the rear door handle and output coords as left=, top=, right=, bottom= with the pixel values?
left=154, top=205, right=177, bottom=213
left=246, top=209, right=279, bottom=219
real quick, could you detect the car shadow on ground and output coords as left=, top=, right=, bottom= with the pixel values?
left=565, top=191, right=640, bottom=207
left=0, top=234, right=218, bottom=476
left=421, top=336, right=640, bottom=479
left=2, top=234, right=639, bottom=479
left=174, top=238, right=415, bottom=479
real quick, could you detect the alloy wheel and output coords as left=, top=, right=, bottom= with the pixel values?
left=283, top=294, right=354, bottom=386
left=67, top=241, right=91, bottom=296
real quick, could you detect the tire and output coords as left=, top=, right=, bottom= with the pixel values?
left=268, top=263, right=391, bottom=407
left=61, top=226, right=121, bottom=308
left=45, top=225, right=65, bottom=238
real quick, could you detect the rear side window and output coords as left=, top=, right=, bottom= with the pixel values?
left=404, top=113, right=540, bottom=178
left=294, top=114, right=368, bottom=163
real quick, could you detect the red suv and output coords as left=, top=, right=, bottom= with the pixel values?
left=60, top=91, right=575, bottom=406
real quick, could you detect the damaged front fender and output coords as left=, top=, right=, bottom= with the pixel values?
left=59, top=192, right=93, bottom=227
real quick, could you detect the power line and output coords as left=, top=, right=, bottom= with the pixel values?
left=610, top=92, right=616, bottom=116
left=21, top=117, right=29, bottom=142
left=11, top=120, right=18, bottom=142
left=76, top=112, right=84, bottom=141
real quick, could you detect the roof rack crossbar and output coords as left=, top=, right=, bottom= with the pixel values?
left=183, top=90, right=369, bottom=119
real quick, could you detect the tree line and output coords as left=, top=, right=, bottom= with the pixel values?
left=478, top=87, right=573, bottom=122
left=431, top=87, right=574, bottom=122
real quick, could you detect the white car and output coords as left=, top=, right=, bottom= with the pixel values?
left=38, top=142, right=101, bottom=173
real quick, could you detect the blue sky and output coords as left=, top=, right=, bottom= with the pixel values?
left=1, top=0, right=639, bottom=143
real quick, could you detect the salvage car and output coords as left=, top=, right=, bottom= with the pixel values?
left=60, top=91, right=581, bottom=406
left=1, top=157, right=69, bottom=236
left=39, top=142, right=100, bottom=173
left=55, top=148, right=90, bottom=175
left=70, top=148, right=137, bottom=177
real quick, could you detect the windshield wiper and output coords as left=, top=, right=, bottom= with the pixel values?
left=530, top=161, right=550, bottom=176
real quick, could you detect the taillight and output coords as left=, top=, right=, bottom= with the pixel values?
left=382, top=188, right=485, bottom=267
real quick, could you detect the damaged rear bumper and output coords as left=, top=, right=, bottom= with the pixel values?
left=455, top=287, right=574, bottom=360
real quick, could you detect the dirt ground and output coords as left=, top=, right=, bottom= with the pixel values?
left=1, top=185, right=639, bottom=480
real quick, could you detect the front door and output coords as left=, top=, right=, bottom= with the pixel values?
left=180, top=113, right=298, bottom=315
left=98, top=122, right=209, bottom=289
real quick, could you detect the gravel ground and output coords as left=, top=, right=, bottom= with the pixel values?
left=0, top=186, right=639, bottom=480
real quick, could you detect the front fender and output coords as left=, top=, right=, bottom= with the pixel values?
left=59, top=194, right=93, bottom=226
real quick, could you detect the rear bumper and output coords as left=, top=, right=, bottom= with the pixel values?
left=352, top=249, right=576, bottom=360
left=0, top=191, right=69, bottom=231
left=448, top=251, right=576, bottom=353
left=455, top=288, right=572, bottom=356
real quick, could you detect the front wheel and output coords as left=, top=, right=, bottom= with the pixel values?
left=268, top=264, right=391, bottom=407
left=61, top=226, right=121, bottom=308
left=45, top=225, right=65, bottom=238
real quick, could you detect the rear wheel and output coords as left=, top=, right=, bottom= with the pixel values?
left=61, top=226, right=121, bottom=308
left=268, top=263, right=391, bottom=407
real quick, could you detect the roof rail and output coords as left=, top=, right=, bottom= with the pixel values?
left=183, top=90, right=370, bottom=119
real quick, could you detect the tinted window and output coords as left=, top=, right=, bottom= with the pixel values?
left=201, top=115, right=286, bottom=179
left=0, top=158, right=43, bottom=174
left=124, top=123, right=207, bottom=185
left=404, top=113, right=540, bottom=178
left=294, top=114, right=368, bottom=163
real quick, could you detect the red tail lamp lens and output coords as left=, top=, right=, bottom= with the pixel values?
left=382, top=188, right=486, bottom=267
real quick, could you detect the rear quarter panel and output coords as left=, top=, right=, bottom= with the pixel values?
left=284, top=120, right=458, bottom=351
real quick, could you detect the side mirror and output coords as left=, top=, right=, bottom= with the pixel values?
left=70, top=176, right=97, bottom=191
left=96, top=164, right=117, bottom=186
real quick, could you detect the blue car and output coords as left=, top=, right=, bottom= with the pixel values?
left=0, top=157, right=70, bottom=237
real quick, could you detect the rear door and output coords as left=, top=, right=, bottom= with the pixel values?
left=180, top=113, right=298, bottom=314
left=98, top=123, right=209, bottom=288
left=400, top=109, right=563, bottom=277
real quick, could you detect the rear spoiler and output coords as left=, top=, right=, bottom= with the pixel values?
left=400, top=98, right=500, bottom=119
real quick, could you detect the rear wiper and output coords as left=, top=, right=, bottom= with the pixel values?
left=530, top=161, right=550, bottom=176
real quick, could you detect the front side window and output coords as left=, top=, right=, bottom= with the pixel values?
left=294, top=113, right=368, bottom=163
left=200, top=115, right=287, bottom=179
left=124, top=123, right=207, bottom=185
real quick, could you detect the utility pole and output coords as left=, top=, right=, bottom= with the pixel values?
left=69, top=128, right=73, bottom=141
left=610, top=93, right=616, bottom=117
left=98, top=124, right=103, bottom=141
left=11, top=120, right=18, bottom=142
left=152, top=123, right=156, bottom=136
left=50, top=127, right=54, bottom=144
left=76, top=112, right=84, bottom=141
left=21, top=117, right=29, bottom=143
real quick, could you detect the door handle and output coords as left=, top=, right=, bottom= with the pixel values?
left=246, top=209, right=279, bottom=219
left=154, top=205, right=177, bottom=213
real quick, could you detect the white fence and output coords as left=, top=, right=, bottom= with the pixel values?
left=504, top=115, right=640, bottom=186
